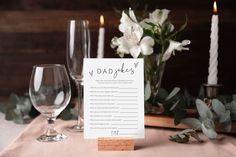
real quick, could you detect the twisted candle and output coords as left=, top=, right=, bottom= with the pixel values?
left=207, top=2, right=218, bottom=85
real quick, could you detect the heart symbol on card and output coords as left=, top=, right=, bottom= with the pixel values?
left=89, top=70, right=94, bottom=77
left=134, top=62, right=139, bottom=68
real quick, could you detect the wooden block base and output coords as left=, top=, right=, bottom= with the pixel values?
left=97, top=137, right=134, bottom=151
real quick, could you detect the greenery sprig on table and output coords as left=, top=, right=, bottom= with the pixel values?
left=0, top=93, right=32, bottom=124
left=152, top=86, right=236, bottom=143
left=0, top=93, right=78, bottom=124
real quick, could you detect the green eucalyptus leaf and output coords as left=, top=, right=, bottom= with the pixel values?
left=181, top=118, right=202, bottom=129
left=21, top=98, right=32, bottom=115
left=212, top=99, right=226, bottom=116
left=5, top=109, right=16, bottom=120
left=13, top=114, right=24, bottom=124
left=225, top=103, right=231, bottom=111
left=229, top=101, right=236, bottom=113
left=219, top=110, right=231, bottom=123
left=196, top=99, right=211, bottom=120
left=202, top=119, right=217, bottom=139
left=202, top=118, right=215, bottom=129
left=170, top=99, right=180, bottom=111
left=144, top=81, right=151, bottom=101
left=206, top=110, right=214, bottom=120
left=0, top=103, right=6, bottom=113
left=184, top=89, right=195, bottom=107
left=228, top=101, right=236, bottom=121
left=156, top=88, right=169, bottom=102
left=165, top=87, right=180, bottom=101
left=13, top=109, right=24, bottom=124
left=13, top=97, right=32, bottom=117
left=9, top=93, right=20, bottom=105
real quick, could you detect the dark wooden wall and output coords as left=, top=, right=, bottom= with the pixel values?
left=0, top=0, right=235, bottom=96
left=0, top=0, right=235, bottom=11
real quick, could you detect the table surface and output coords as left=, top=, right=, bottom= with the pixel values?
left=0, top=112, right=27, bottom=151
left=1, top=115, right=236, bottom=157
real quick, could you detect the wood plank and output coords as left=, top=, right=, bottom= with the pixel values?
left=0, top=11, right=119, bottom=33
left=0, top=0, right=235, bottom=10
left=145, top=115, right=236, bottom=134
left=0, top=10, right=234, bottom=33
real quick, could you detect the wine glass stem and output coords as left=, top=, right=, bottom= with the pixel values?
left=46, top=117, right=57, bottom=136
left=76, top=81, right=84, bottom=127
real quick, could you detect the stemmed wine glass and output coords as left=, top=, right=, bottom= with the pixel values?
left=66, top=20, right=90, bottom=132
left=29, top=64, right=71, bottom=142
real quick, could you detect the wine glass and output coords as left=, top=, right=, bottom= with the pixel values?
left=29, top=64, right=71, bottom=142
left=66, top=20, right=90, bottom=132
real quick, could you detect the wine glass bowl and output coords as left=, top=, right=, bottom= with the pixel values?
left=29, top=64, right=71, bottom=142
left=66, top=20, right=90, bottom=132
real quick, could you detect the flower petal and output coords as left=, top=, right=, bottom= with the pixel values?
left=110, top=37, right=119, bottom=49
left=130, top=46, right=141, bottom=58
left=170, top=23, right=174, bottom=32
left=140, top=36, right=155, bottom=55
left=139, top=18, right=152, bottom=30
left=116, top=37, right=130, bottom=55
left=162, top=39, right=190, bottom=61
left=133, top=25, right=143, bottom=41
left=182, top=40, right=191, bottom=46
left=129, top=9, right=138, bottom=23
left=149, top=9, right=170, bottom=26
left=119, top=11, right=137, bottom=33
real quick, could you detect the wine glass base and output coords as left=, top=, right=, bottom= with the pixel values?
left=67, top=125, right=84, bottom=132
left=37, top=133, right=67, bottom=142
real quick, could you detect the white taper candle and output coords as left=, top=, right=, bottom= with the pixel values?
left=207, top=1, right=219, bottom=85
left=97, top=15, right=105, bottom=58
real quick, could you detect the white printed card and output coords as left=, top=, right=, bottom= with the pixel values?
left=83, top=59, right=144, bottom=139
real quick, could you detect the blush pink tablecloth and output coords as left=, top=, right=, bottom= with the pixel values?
left=1, top=115, right=236, bottom=157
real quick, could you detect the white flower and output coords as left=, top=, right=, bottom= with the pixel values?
left=149, top=9, right=170, bottom=26
left=119, top=9, right=138, bottom=33
left=111, top=9, right=155, bottom=58
left=162, top=40, right=191, bottom=61
left=140, top=9, right=173, bottom=32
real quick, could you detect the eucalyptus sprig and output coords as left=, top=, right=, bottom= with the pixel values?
left=169, top=129, right=203, bottom=144
left=0, top=93, right=78, bottom=124
left=180, top=98, right=233, bottom=140
left=0, top=93, right=32, bottom=124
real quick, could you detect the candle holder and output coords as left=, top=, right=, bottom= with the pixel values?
left=203, top=83, right=222, bottom=106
